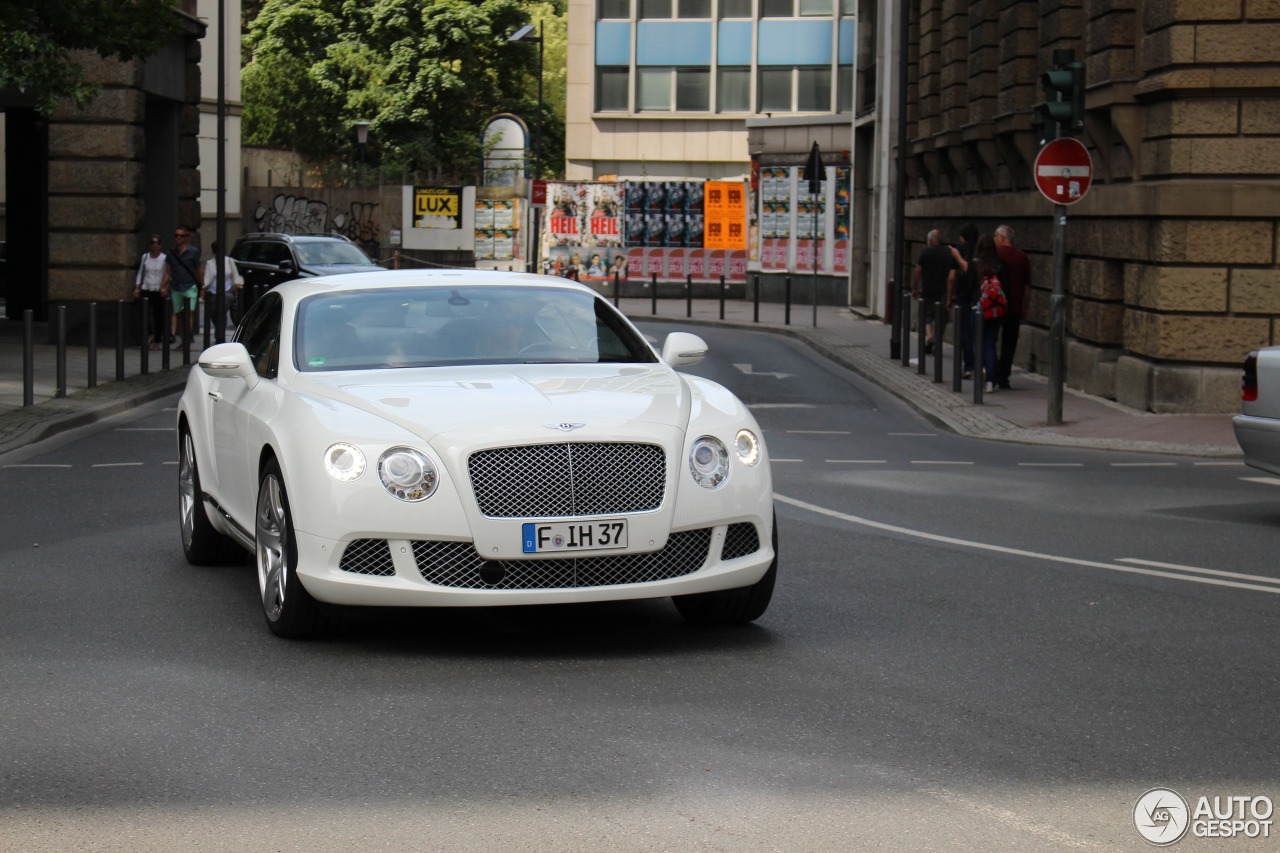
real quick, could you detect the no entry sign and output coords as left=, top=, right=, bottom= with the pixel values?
left=1034, top=138, right=1092, bottom=205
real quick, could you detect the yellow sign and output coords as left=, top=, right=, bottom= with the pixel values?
left=413, top=187, right=462, bottom=229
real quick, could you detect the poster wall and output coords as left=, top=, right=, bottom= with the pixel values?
left=474, top=199, right=519, bottom=261
left=755, top=166, right=851, bottom=275
left=542, top=180, right=747, bottom=283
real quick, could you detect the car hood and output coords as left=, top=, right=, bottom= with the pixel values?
left=292, top=364, right=690, bottom=440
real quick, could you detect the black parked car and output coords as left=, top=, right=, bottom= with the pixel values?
left=230, top=233, right=386, bottom=292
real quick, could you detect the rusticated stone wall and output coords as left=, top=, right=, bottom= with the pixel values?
left=901, top=0, right=1280, bottom=413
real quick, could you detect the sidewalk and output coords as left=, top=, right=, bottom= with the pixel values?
left=0, top=294, right=1241, bottom=457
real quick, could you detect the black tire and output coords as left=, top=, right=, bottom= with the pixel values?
left=256, top=458, right=327, bottom=639
left=674, top=513, right=778, bottom=626
left=179, top=427, right=243, bottom=565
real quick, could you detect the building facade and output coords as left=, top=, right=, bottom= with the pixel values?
left=894, top=0, right=1280, bottom=413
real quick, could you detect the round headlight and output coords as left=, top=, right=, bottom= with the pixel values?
left=689, top=436, right=729, bottom=490
left=378, top=447, right=438, bottom=502
left=735, top=429, right=761, bottom=467
left=323, top=443, right=366, bottom=482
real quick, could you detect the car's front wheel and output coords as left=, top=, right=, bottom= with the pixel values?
left=673, top=514, right=778, bottom=626
left=178, top=427, right=241, bottom=565
left=256, top=458, right=326, bottom=638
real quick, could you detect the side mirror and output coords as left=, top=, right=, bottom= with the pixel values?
left=660, top=332, right=708, bottom=367
left=198, top=342, right=259, bottom=389
left=276, top=258, right=295, bottom=276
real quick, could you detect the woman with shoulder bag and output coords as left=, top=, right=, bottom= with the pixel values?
left=974, top=234, right=1008, bottom=394
left=133, top=234, right=170, bottom=350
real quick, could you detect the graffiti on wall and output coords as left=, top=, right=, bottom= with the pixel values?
left=250, top=193, right=381, bottom=255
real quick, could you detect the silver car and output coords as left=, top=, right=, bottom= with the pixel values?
left=1233, top=346, right=1280, bottom=476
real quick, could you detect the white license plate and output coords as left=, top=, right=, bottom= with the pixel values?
left=522, top=519, right=628, bottom=553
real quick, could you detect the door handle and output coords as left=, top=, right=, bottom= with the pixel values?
left=208, top=391, right=223, bottom=402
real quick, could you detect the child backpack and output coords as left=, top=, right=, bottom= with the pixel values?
left=980, top=274, right=1007, bottom=319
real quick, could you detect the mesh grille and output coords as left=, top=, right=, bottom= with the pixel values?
left=339, top=539, right=396, bottom=576
left=412, top=529, right=712, bottom=590
left=468, top=442, right=665, bottom=518
left=721, top=523, right=761, bottom=560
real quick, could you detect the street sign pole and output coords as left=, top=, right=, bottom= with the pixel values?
left=1048, top=204, right=1067, bottom=426
left=1033, top=137, right=1092, bottom=427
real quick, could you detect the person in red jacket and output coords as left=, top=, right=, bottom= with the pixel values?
left=993, top=224, right=1031, bottom=390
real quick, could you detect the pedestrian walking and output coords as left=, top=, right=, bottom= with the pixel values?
left=203, top=241, right=243, bottom=330
left=949, top=223, right=979, bottom=378
left=974, top=234, right=1008, bottom=393
left=167, top=227, right=201, bottom=344
left=911, top=229, right=955, bottom=355
left=993, top=224, right=1031, bottom=390
left=133, top=234, right=170, bottom=350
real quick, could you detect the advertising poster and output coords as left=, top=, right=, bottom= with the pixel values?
left=474, top=231, right=495, bottom=259
left=493, top=200, right=516, bottom=230
left=546, top=182, right=582, bottom=245
left=474, top=201, right=494, bottom=231
left=704, top=180, right=747, bottom=250
left=493, top=229, right=515, bottom=260
left=413, top=187, right=462, bottom=230
left=583, top=184, right=623, bottom=247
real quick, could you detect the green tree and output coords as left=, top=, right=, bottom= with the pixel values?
left=0, top=0, right=180, bottom=115
left=243, top=0, right=566, bottom=180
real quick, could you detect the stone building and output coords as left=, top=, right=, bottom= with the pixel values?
left=894, top=0, right=1279, bottom=413
left=1, top=0, right=241, bottom=337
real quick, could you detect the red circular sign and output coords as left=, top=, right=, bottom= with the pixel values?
left=1034, top=138, right=1092, bottom=205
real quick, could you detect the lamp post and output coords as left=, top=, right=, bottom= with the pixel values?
left=508, top=22, right=544, bottom=272
left=507, top=23, right=543, bottom=181
left=354, top=120, right=371, bottom=167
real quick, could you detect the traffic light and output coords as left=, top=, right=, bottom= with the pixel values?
left=1038, top=60, right=1085, bottom=139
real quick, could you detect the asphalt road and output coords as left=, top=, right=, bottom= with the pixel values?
left=1, top=321, right=1278, bottom=852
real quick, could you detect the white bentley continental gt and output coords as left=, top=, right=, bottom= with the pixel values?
left=177, top=270, right=776, bottom=638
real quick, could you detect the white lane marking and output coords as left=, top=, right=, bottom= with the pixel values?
left=2, top=464, right=73, bottom=469
left=91, top=462, right=145, bottom=468
left=1194, top=461, right=1245, bottom=466
left=115, top=428, right=174, bottom=432
left=909, top=460, right=973, bottom=466
left=1110, top=462, right=1177, bottom=467
left=787, top=430, right=852, bottom=435
left=889, top=432, right=936, bottom=436
left=924, top=787, right=1114, bottom=852
left=827, top=460, right=887, bottom=464
left=733, top=363, right=794, bottom=380
left=164, top=461, right=178, bottom=466
left=748, top=403, right=814, bottom=409
left=1018, top=462, right=1084, bottom=467
left=771, top=459, right=804, bottom=463
left=1241, top=477, right=1280, bottom=486
left=775, top=493, right=1280, bottom=596
left=1116, top=558, right=1280, bottom=588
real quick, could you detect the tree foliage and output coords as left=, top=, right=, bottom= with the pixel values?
left=243, top=0, right=566, bottom=181
left=0, top=0, right=180, bottom=114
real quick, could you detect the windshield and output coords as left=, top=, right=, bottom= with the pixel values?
left=294, top=241, right=377, bottom=266
left=295, top=285, right=658, bottom=371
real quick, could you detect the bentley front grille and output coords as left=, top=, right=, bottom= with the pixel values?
left=721, top=522, right=761, bottom=560
left=411, top=528, right=712, bottom=590
left=468, top=442, right=665, bottom=518
left=339, top=538, right=396, bottom=576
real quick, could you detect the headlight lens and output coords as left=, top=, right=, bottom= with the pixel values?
left=323, top=443, right=366, bottom=482
left=378, top=447, right=438, bottom=502
left=735, top=429, right=761, bottom=466
left=689, top=436, right=730, bottom=489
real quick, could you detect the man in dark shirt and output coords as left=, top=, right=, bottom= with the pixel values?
left=994, top=224, right=1031, bottom=389
left=167, top=227, right=202, bottom=344
left=912, top=229, right=954, bottom=354
left=951, top=223, right=979, bottom=377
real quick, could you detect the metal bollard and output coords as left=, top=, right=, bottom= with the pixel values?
left=900, top=288, right=912, bottom=368
left=88, top=302, right=98, bottom=389
left=162, top=297, right=172, bottom=372
left=651, top=272, right=657, bottom=315
left=951, top=304, right=963, bottom=392
left=23, top=310, right=35, bottom=407
left=916, top=297, right=926, bottom=375
left=56, top=305, right=67, bottom=398
left=973, top=304, right=985, bottom=404
left=140, top=298, right=150, bottom=376
left=613, top=270, right=620, bottom=308
left=686, top=274, right=692, bottom=318
left=116, top=300, right=125, bottom=381
left=753, top=274, right=760, bottom=323
left=719, top=274, right=725, bottom=320
left=785, top=276, right=792, bottom=326
left=933, top=301, right=944, bottom=383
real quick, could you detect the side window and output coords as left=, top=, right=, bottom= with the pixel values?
left=260, top=242, right=291, bottom=266
left=236, top=293, right=283, bottom=378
